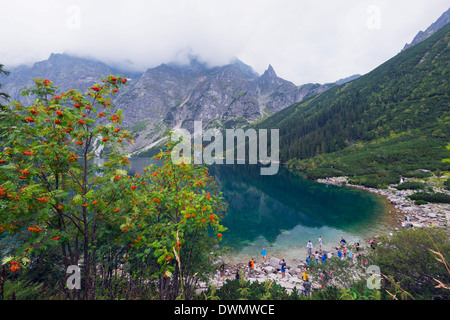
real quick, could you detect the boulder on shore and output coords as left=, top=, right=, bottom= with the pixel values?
left=263, top=266, right=276, bottom=274
left=269, top=257, right=290, bottom=270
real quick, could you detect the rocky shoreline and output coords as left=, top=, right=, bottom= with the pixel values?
left=197, top=247, right=370, bottom=296
left=317, top=176, right=449, bottom=230
left=198, top=255, right=341, bottom=295
left=196, top=176, right=449, bottom=295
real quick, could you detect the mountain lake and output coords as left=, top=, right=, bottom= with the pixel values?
left=106, top=157, right=397, bottom=266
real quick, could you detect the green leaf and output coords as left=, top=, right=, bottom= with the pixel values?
left=85, top=190, right=94, bottom=199
left=72, top=194, right=83, bottom=205
left=1, top=256, right=13, bottom=265
left=21, top=257, right=30, bottom=266
left=165, top=270, right=172, bottom=278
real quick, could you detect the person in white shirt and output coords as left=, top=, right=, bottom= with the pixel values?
left=307, top=240, right=313, bottom=257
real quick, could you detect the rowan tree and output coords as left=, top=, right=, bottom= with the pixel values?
left=0, top=76, right=227, bottom=300
left=116, top=141, right=228, bottom=299
left=0, top=75, right=133, bottom=299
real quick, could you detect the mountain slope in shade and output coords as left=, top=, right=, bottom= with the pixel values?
left=255, top=23, right=450, bottom=187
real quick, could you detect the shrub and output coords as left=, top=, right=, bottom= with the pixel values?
left=200, top=278, right=291, bottom=300
left=306, top=167, right=343, bottom=180
left=396, top=182, right=427, bottom=190
left=311, top=285, right=341, bottom=300
left=444, top=178, right=450, bottom=191
left=408, top=192, right=450, bottom=204
left=352, top=174, right=399, bottom=189
left=402, top=171, right=433, bottom=179
left=369, top=227, right=450, bottom=300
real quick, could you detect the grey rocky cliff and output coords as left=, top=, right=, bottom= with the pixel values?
left=403, top=7, right=450, bottom=51
left=1, top=54, right=338, bottom=155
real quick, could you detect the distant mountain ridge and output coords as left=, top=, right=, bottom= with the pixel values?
left=2, top=53, right=120, bottom=102
left=1, top=54, right=347, bottom=155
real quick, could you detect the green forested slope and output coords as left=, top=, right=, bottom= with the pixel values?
left=256, top=24, right=450, bottom=187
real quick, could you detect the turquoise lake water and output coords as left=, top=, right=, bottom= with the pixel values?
left=124, top=158, right=393, bottom=265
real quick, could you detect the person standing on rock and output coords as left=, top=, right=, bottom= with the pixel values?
left=261, top=247, right=267, bottom=262
left=307, top=240, right=313, bottom=257
left=302, top=270, right=309, bottom=284
left=318, top=236, right=323, bottom=252
left=279, top=259, right=286, bottom=278
left=247, top=258, right=255, bottom=278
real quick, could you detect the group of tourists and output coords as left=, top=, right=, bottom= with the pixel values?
left=229, top=235, right=375, bottom=296
left=242, top=254, right=311, bottom=295
left=305, top=236, right=359, bottom=264
left=401, top=216, right=414, bottom=228
left=245, top=236, right=365, bottom=277
left=311, top=236, right=369, bottom=265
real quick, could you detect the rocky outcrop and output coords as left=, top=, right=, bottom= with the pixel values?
left=403, top=7, right=450, bottom=51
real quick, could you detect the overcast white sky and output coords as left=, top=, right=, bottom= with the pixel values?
left=0, top=0, right=448, bottom=84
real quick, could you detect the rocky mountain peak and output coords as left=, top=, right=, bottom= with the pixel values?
left=403, top=7, right=450, bottom=51
left=1, top=54, right=337, bottom=156
left=262, top=64, right=277, bottom=78
left=256, top=64, right=290, bottom=95
left=230, top=58, right=259, bottom=79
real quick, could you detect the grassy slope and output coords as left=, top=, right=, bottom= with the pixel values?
left=255, top=24, right=450, bottom=188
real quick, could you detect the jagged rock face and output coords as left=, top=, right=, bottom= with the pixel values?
left=403, top=7, right=450, bottom=51
left=116, top=61, right=209, bottom=127
left=163, top=62, right=261, bottom=130
left=160, top=61, right=336, bottom=132
left=1, top=54, right=337, bottom=154
left=2, top=54, right=332, bottom=125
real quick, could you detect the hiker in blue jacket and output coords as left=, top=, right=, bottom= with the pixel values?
left=279, top=259, right=286, bottom=278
